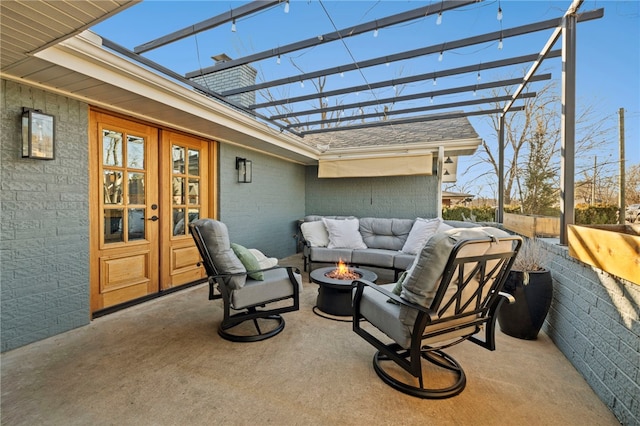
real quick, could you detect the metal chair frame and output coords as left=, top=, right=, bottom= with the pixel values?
left=353, top=236, right=522, bottom=398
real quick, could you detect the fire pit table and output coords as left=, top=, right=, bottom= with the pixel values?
left=310, top=266, right=377, bottom=318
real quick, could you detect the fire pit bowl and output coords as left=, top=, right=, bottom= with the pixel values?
left=310, top=266, right=377, bottom=318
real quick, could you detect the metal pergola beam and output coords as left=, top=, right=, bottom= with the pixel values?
left=270, top=74, right=551, bottom=120
left=286, top=93, right=537, bottom=129
left=222, top=9, right=603, bottom=97
left=100, top=37, right=302, bottom=137
left=134, top=1, right=281, bottom=54
left=252, top=50, right=561, bottom=109
left=185, top=0, right=477, bottom=77
left=301, top=107, right=525, bottom=135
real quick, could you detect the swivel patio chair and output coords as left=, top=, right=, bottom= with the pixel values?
left=190, top=219, right=301, bottom=342
left=353, top=227, right=522, bottom=398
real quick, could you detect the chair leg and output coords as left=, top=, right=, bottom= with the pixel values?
left=372, top=344, right=467, bottom=399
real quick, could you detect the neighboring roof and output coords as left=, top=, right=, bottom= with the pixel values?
left=442, top=191, right=474, bottom=199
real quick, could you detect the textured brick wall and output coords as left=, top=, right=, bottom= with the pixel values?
left=1, top=80, right=90, bottom=352
left=541, top=241, right=639, bottom=425
left=305, top=166, right=439, bottom=219
left=191, top=64, right=257, bottom=108
left=218, top=144, right=305, bottom=258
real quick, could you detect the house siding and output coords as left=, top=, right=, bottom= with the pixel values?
left=218, top=144, right=306, bottom=259
left=541, top=241, right=639, bottom=425
left=304, top=165, right=439, bottom=219
left=1, top=79, right=91, bottom=352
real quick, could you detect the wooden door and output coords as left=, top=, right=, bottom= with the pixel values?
left=90, top=111, right=159, bottom=312
left=159, top=131, right=211, bottom=289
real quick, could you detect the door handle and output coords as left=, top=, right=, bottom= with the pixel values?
left=147, top=215, right=159, bottom=222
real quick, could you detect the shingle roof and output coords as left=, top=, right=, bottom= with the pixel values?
left=302, top=113, right=480, bottom=151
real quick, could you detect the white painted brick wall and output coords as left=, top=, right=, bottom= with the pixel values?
left=541, top=241, right=639, bottom=425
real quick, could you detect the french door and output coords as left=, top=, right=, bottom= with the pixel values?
left=89, top=111, right=212, bottom=314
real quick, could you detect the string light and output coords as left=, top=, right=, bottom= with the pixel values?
left=231, top=19, right=236, bottom=32
left=477, top=71, right=481, bottom=81
left=436, top=11, right=442, bottom=25
left=438, top=51, right=443, bottom=62
left=497, top=2, right=503, bottom=21
left=498, top=37, right=503, bottom=50
left=300, top=80, right=304, bottom=88
left=276, top=54, right=281, bottom=64
left=340, top=72, right=344, bottom=77
left=433, top=77, right=437, bottom=86
left=284, top=0, right=290, bottom=14
left=430, top=96, right=434, bottom=104
left=373, top=27, right=379, bottom=37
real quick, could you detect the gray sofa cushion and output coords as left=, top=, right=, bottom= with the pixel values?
left=359, top=217, right=414, bottom=250
left=230, top=268, right=302, bottom=309
left=393, top=253, right=416, bottom=271
left=309, top=246, right=353, bottom=263
left=191, top=219, right=246, bottom=289
left=352, top=248, right=397, bottom=268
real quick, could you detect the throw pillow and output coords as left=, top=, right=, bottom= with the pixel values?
left=401, top=217, right=441, bottom=255
left=322, top=218, right=367, bottom=249
left=436, top=221, right=455, bottom=233
left=248, top=248, right=278, bottom=269
left=231, top=243, right=264, bottom=280
left=300, top=221, right=330, bottom=247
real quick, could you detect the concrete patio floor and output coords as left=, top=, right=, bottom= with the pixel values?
left=1, top=254, right=620, bottom=425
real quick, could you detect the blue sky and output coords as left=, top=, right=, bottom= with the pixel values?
left=92, top=0, right=639, bottom=197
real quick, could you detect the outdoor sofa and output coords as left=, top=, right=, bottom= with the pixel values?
left=300, top=215, right=480, bottom=278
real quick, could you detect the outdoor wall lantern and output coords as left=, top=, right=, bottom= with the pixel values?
left=236, top=157, right=252, bottom=183
left=22, top=107, right=55, bottom=160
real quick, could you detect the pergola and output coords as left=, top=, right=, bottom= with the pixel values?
left=100, top=0, right=601, bottom=244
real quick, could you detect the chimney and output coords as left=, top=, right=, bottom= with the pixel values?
left=186, top=53, right=257, bottom=108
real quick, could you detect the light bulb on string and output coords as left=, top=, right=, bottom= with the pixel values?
left=436, top=11, right=442, bottom=25
left=231, top=19, right=236, bottom=32
left=340, top=72, right=344, bottom=77
left=373, top=26, right=379, bottom=37
left=497, top=2, right=503, bottom=21
left=433, top=77, right=437, bottom=86
left=477, top=71, right=481, bottom=81
left=276, top=55, right=281, bottom=64
left=430, top=96, right=434, bottom=104
left=300, top=80, right=304, bottom=88
left=498, top=37, right=503, bottom=50
left=284, top=0, right=290, bottom=14
left=438, top=51, right=443, bottom=62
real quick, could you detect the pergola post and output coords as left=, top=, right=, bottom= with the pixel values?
left=560, top=12, right=577, bottom=244
left=497, top=114, right=505, bottom=223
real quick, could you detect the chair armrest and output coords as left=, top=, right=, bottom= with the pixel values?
left=206, top=265, right=300, bottom=280
left=498, top=291, right=516, bottom=304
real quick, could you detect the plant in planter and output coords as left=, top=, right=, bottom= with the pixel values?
left=497, top=237, right=553, bottom=340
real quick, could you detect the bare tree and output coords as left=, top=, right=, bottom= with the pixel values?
left=466, top=78, right=615, bottom=208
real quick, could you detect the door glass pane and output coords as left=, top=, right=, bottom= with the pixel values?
left=188, top=149, right=200, bottom=176
left=188, top=208, right=200, bottom=232
left=128, top=172, right=145, bottom=205
left=173, top=208, right=185, bottom=236
left=127, top=136, right=145, bottom=169
left=188, top=179, right=199, bottom=205
left=172, top=146, right=185, bottom=173
left=103, top=130, right=123, bottom=166
left=128, top=208, right=145, bottom=241
left=104, top=209, right=124, bottom=243
left=103, top=171, right=124, bottom=204
left=172, top=177, right=184, bottom=205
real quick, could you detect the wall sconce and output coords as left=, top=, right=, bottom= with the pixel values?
left=236, top=157, right=252, bottom=183
left=22, top=107, right=55, bottom=160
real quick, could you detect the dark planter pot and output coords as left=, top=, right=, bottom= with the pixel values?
left=497, top=269, right=553, bottom=340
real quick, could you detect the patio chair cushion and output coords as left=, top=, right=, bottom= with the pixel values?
left=399, top=226, right=511, bottom=327
left=231, top=243, right=264, bottom=281
left=300, top=220, right=330, bottom=247
left=322, top=218, right=367, bottom=249
left=401, top=217, right=442, bottom=254
left=195, top=219, right=247, bottom=289
left=230, top=268, right=303, bottom=309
